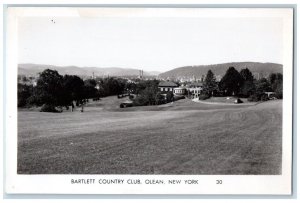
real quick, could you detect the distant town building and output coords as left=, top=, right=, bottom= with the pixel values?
left=18, top=75, right=38, bottom=86
left=200, top=75, right=205, bottom=82
left=127, top=79, right=136, bottom=84
left=138, top=70, right=144, bottom=79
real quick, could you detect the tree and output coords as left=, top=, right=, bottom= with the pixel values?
left=240, top=68, right=254, bottom=81
left=240, top=68, right=255, bottom=97
left=18, top=83, right=33, bottom=107
left=203, top=70, right=218, bottom=96
left=99, top=77, right=126, bottom=96
left=83, top=79, right=98, bottom=100
left=219, top=67, right=243, bottom=96
left=269, top=73, right=283, bottom=85
left=135, top=80, right=159, bottom=95
left=125, top=82, right=137, bottom=94
left=274, top=80, right=283, bottom=99
left=269, top=73, right=283, bottom=99
left=62, top=75, right=84, bottom=107
left=133, top=80, right=160, bottom=106
left=155, top=92, right=165, bottom=105
left=240, top=80, right=256, bottom=97
left=166, top=91, right=174, bottom=103
left=255, top=78, right=272, bottom=95
left=35, top=69, right=63, bottom=106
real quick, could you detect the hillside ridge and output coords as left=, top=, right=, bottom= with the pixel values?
left=159, top=62, right=283, bottom=79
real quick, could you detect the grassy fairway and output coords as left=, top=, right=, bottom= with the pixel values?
left=18, top=97, right=282, bottom=174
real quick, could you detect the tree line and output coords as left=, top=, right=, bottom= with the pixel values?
left=18, top=69, right=169, bottom=111
left=202, top=67, right=283, bottom=101
left=18, top=69, right=129, bottom=111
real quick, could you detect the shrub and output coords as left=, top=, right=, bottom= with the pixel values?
left=92, top=97, right=100, bottom=101
left=234, top=98, right=243, bottom=104
left=174, top=95, right=185, bottom=101
left=40, top=104, right=60, bottom=113
left=261, top=94, right=269, bottom=101
left=248, top=94, right=269, bottom=102
left=198, top=94, right=210, bottom=100
left=275, top=92, right=283, bottom=99
left=248, top=94, right=260, bottom=102
left=166, top=92, right=174, bottom=103
left=120, top=103, right=133, bottom=108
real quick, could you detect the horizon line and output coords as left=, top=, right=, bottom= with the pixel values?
left=18, top=61, right=283, bottom=72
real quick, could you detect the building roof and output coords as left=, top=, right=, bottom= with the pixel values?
left=174, top=87, right=187, bottom=90
left=189, top=82, right=203, bottom=87
left=158, top=81, right=179, bottom=87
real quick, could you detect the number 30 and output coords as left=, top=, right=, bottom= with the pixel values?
left=216, top=180, right=222, bottom=184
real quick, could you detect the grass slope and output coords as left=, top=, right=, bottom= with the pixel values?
left=18, top=98, right=282, bottom=174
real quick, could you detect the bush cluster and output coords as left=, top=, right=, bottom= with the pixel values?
left=40, top=104, right=60, bottom=113
left=198, top=94, right=210, bottom=100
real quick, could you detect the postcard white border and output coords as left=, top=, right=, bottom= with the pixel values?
left=4, top=6, right=294, bottom=195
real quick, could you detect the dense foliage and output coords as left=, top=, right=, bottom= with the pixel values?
left=18, top=69, right=100, bottom=111
left=202, top=70, right=218, bottom=96
left=132, top=80, right=165, bottom=106
left=239, top=68, right=255, bottom=97
left=199, top=67, right=283, bottom=102
left=98, top=77, right=126, bottom=96
left=18, top=83, right=34, bottom=107
left=269, top=73, right=283, bottom=99
left=18, top=69, right=167, bottom=110
left=219, top=67, right=244, bottom=96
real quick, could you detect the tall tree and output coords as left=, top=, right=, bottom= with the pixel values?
left=269, top=73, right=283, bottom=85
left=83, top=79, right=98, bottom=99
left=203, top=70, right=218, bottom=96
left=219, top=67, right=243, bottom=96
left=240, top=68, right=255, bottom=97
left=18, top=83, right=33, bottom=107
left=35, top=69, right=63, bottom=106
left=133, top=80, right=161, bottom=106
left=269, top=73, right=283, bottom=98
left=166, top=91, right=174, bottom=103
left=62, top=75, right=84, bottom=106
left=255, top=78, right=272, bottom=95
left=240, top=68, right=254, bottom=81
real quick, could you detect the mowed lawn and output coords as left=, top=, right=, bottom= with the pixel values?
left=18, top=98, right=282, bottom=174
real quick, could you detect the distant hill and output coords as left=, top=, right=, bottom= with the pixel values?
left=18, top=64, right=160, bottom=77
left=148, top=71, right=161, bottom=76
left=159, top=62, right=283, bottom=80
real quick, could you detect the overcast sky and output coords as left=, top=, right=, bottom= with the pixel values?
left=18, top=16, right=283, bottom=72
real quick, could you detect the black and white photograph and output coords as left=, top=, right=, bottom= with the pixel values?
left=4, top=5, right=294, bottom=195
